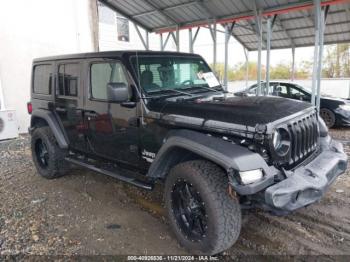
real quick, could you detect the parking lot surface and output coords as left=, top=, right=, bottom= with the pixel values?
left=0, top=129, right=349, bottom=256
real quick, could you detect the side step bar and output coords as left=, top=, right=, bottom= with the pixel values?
left=65, top=157, right=154, bottom=191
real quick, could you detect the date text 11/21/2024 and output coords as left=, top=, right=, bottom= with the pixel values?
left=127, top=256, right=219, bottom=261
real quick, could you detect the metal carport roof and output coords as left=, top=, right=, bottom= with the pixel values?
left=98, top=0, right=349, bottom=111
left=99, top=0, right=350, bottom=50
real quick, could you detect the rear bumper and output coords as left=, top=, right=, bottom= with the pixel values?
left=264, top=137, right=347, bottom=212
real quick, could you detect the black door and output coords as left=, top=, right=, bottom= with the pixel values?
left=83, top=59, right=140, bottom=167
left=54, top=62, right=87, bottom=152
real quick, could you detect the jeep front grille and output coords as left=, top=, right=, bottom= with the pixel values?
left=287, top=112, right=319, bottom=167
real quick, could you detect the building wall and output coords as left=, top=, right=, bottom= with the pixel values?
left=98, top=3, right=170, bottom=51
left=0, top=0, right=94, bottom=133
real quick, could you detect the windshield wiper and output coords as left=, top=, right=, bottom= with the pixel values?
left=147, top=88, right=194, bottom=97
left=183, top=84, right=224, bottom=93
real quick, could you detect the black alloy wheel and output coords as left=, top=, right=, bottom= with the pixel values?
left=171, top=179, right=207, bottom=242
left=35, top=138, right=49, bottom=168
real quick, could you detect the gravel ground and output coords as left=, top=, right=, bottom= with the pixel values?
left=0, top=129, right=350, bottom=257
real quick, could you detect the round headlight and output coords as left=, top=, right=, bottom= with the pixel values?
left=272, top=128, right=291, bottom=156
left=273, top=130, right=282, bottom=149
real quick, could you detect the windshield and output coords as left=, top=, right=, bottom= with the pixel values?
left=131, top=55, right=222, bottom=96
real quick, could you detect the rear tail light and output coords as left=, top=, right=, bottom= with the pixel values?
left=27, top=102, right=33, bottom=114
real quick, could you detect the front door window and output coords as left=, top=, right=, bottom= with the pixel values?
left=90, top=62, right=129, bottom=100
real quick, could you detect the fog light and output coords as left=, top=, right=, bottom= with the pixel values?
left=239, top=169, right=264, bottom=185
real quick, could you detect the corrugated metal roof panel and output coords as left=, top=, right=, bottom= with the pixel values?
left=100, top=0, right=350, bottom=50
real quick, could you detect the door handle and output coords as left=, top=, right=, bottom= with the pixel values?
left=55, top=107, right=67, bottom=113
left=85, top=111, right=98, bottom=120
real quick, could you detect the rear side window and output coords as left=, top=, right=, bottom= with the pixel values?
left=90, top=62, right=128, bottom=100
left=33, top=64, right=52, bottom=95
left=58, top=63, right=79, bottom=97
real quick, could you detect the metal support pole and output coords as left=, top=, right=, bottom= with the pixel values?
left=146, top=31, right=149, bottom=51
left=213, top=22, right=217, bottom=71
left=189, top=27, right=200, bottom=53
left=193, top=27, right=200, bottom=43
left=224, top=24, right=230, bottom=91
left=257, top=11, right=263, bottom=96
left=316, top=8, right=325, bottom=111
left=160, top=33, right=164, bottom=51
left=176, top=27, right=180, bottom=52
left=134, top=24, right=149, bottom=50
left=266, top=17, right=271, bottom=95
left=291, top=47, right=296, bottom=81
left=163, top=32, right=171, bottom=50
left=208, top=22, right=217, bottom=71
left=89, top=0, right=99, bottom=52
left=189, top=28, right=193, bottom=53
left=311, top=0, right=321, bottom=106
left=244, top=48, right=249, bottom=89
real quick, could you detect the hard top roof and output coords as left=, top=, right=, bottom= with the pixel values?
left=33, top=50, right=202, bottom=63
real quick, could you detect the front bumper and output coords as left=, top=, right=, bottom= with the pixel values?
left=335, top=107, right=350, bottom=126
left=264, top=137, right=347, bottom=212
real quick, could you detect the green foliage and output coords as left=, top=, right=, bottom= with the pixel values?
left=296, top=60, right=313, bottom=79
left=210, top=62, right=266, bottom=81
left=270, top=62, right=291, bottom=79
left=210, top=61, right=309, bottom=81
left=322, top=44, right=350, bottom=78
left=210, top=44, right=350, bottom=81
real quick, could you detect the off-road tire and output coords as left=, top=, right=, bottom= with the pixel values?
left=31, top=126, right=69, bottom=179
left=320, top=108, right=336, bottom=128
left=165, top=160, right=241, bottom=255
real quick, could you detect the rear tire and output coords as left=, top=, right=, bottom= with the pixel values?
left=320, top=108, right=336, bottom=128
left=165, top=160, right=241, bottom=255
left=31, top=126, right=69, bottom=179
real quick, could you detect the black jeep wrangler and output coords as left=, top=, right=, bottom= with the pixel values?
left=28, top=51, right=347, bottom=255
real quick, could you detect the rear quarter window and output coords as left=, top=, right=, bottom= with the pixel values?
left=33, top=64, right=52, bottom=95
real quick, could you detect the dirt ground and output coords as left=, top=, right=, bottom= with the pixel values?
left=0, top=129, right=350, bottom=257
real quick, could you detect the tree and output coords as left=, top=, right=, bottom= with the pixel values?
left=323, top=43, right=350, bottom=78
left=270, top=62, right=291, bottom=79
left=296, top=60, right=313, bottom=79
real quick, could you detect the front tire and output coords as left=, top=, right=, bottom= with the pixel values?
left=320, top=108, right=336, bottom=128
left=165, top=160, right=241, bottom=255
left=31, top=126, right=69, bottom=179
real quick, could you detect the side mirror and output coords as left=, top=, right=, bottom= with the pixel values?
left=107, top=82, right=129, bottom=103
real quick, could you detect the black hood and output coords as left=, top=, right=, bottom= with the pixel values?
left=147, top=95, right=313, bottom=127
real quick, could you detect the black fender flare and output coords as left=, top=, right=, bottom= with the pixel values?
left=146, top=129, right=270, bottom=179
left=30, top=109, right=69, bottom=149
